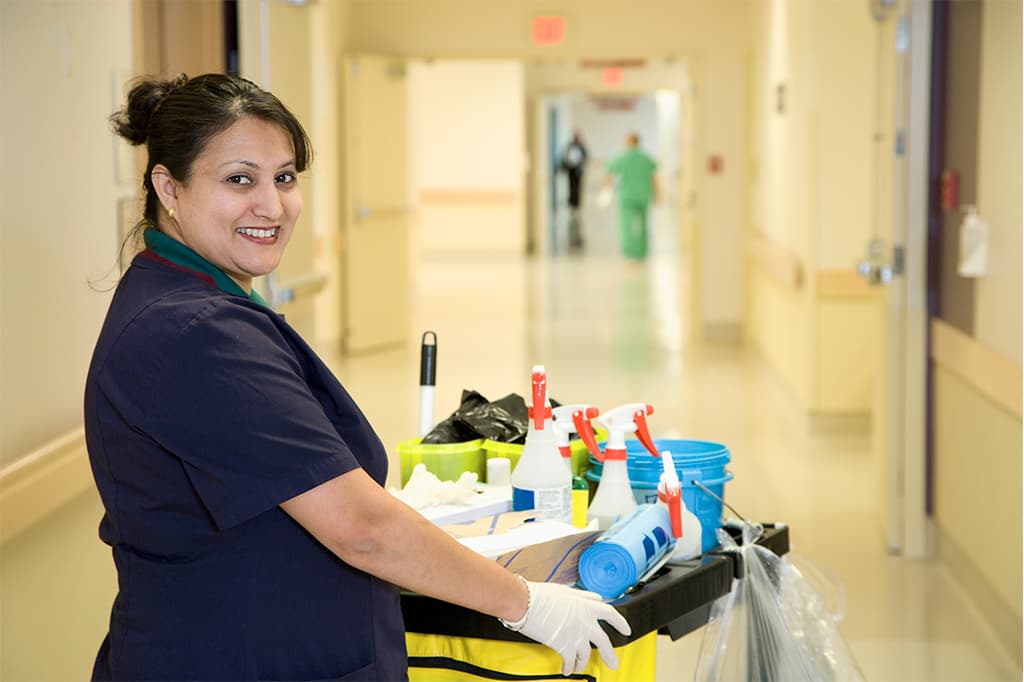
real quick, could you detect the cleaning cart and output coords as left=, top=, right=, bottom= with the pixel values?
left=398, top=346, right=793, bottom=680
left=401, top=524, right=791, bottom=681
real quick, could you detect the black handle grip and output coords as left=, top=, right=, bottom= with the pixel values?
left=419, top=331, right=437, bottom=386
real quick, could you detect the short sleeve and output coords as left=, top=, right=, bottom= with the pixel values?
left=144, top=300, right=358, bottom=530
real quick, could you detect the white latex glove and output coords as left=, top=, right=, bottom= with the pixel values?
left=500, top=578, right=632, bottom=675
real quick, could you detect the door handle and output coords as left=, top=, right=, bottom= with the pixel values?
left=857, top=238, right=903, bottom=286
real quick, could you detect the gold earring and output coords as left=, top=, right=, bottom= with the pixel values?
left=168, top=207, right=175, bottom=219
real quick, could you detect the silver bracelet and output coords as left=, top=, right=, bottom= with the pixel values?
left=498, top=575, right=531, bottom=631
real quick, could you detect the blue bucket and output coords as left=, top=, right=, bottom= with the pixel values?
left=585, top=439, right=733, bottom=552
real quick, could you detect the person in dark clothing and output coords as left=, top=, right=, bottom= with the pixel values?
left=86, top=72, right=629, bottom=681
left=561, top=131, right=589, bottom=249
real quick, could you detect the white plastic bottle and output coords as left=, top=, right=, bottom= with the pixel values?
left=658, top=450, right=703, bottom=560
left=510, top=366, right=572, bottom=523
left=552, top=403, right=600, bottom=529
left=586, top=403, right=659, bottom=530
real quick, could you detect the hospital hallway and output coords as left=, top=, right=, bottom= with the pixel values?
left=6, top=193, right=1017, bottom=682
left=2, top=2, right=1021, bottom=680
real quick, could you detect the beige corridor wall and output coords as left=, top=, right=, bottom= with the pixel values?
left=747, top=0, right=882, bottom=416
left=0, top=0, right=133, bottom=467
left=932, top=0, right=1023, bottom=663
left=408, top=60, right=525, bottom=255
left=0, top=2, right=133, bottom=677
left=346, top=0, right=753, bottom=338
left=973, top=0, right=1023, bottom=363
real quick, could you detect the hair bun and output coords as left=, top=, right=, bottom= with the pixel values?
left=109, top=73, right=189, bottom=146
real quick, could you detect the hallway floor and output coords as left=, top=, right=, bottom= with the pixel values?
left=325, top=195, right=1021, bottom=681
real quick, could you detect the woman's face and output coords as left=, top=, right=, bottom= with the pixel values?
left=158, top=117, right=302, bottom=293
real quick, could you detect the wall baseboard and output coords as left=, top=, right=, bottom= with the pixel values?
left=938, top=525, right=1023, bottom=669
left=0, top=428, right=92, bottom=545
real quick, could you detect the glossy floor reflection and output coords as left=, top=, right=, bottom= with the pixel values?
left=324, top=195, right=1020, bottom=682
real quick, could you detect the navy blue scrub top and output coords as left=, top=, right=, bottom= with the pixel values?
left=84, top=229, right=407, bottom=681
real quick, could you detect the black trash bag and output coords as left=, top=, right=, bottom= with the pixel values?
left=459, top=392, right=530, bottom=444
left=421, top=390, right=489, bottom=444
left=421, top=390, right=564, bottom=445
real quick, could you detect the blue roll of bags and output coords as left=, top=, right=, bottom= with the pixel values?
left=578, top=504, right=674, bottom=599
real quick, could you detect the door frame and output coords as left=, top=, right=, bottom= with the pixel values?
left=888, top=0, right=933, bottom=558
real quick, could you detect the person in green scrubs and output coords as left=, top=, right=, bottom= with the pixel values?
left=605, top=133, right=659, bottom=259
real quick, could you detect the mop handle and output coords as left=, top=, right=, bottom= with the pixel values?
left=418, top=331, right=437, bottom=437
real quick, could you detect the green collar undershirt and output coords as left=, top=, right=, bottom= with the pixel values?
left=143, top=228, right=268, bottom=307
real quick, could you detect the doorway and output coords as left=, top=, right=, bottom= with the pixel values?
left=541, top=90, right=685, bottom=259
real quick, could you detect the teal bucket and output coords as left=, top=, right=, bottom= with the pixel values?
left=585, top=439, right=733, bottom=552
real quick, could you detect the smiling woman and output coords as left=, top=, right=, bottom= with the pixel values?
left=87, top=73, right=629, bottom=681
left=150, top=117, right=302, bottom=292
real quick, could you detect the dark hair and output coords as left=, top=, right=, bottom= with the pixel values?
left=109, top=73, right=312, bottom=246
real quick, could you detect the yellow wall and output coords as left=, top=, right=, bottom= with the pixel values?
left=747, top=0, right=883, bottom=416
left=409, top=60, right=525, bottom=255
left=310, top=0, right=350, bottom=348
left=973, top=0, right=1022, bottom=363
left=346, top=0, right=754, bottom=339
left=934, top=367, right=1022, bottom=660
left=932, top=0, right=1023, bottom=662
left=749, top=267, right=811, bottom=406
left=813, top=297, right=875, bottom=414
left=0, top=0, right=132, bottom=467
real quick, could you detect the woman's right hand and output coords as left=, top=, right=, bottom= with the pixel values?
left=500, top=579, right=631, bottom=676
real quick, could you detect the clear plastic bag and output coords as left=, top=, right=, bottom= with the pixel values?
left=695, top=523, right=864, bottom=682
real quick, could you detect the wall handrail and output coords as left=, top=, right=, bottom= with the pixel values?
left=931, top=318, right=1023, bottom=419
left=748, top=230, right=804, bottom=291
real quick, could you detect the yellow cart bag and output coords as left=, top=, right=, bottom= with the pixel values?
left=407, top=631, right=656, bottom=682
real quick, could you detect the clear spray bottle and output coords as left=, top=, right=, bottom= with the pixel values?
left=584, top=403, right=659, bottom=530
left=552, top=404, right=600, bottom=528
left=510, top=366, right=572, bottom=523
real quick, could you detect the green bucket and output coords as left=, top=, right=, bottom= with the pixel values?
left=397, top=437, right=487, bottom=486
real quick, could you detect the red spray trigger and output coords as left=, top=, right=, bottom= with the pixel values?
left=633, top=405, right=658, bottom=457
left=573, top=407, right=602, bottom=462
left=528, top=368, right=551, bottom=429
left=658, top=485, right=684, bottom=538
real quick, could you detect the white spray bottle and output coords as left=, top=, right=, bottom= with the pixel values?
left=510, top=366, right=572, bottom=523
left=658, top=451, right=702, bottom=560
left=585, top=403, right=659, bottom=530
left=553, top=404, right=600, bottom=528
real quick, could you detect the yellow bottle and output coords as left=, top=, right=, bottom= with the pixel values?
left=572, top=476, right=589, bottom=528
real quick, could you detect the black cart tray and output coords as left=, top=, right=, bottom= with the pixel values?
left=401, top=523, right=789, bottom=646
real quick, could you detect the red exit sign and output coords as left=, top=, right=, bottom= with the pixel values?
left=531, top=16, right=566, bottom=46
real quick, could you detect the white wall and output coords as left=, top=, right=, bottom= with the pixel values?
left=0, top=0, right=133, bottom=467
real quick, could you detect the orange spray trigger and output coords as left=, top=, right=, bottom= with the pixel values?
left=633, top=405, right=659, bottom=458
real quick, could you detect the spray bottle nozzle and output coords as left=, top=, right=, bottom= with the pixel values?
left=528, top=365, right=552, bottom=429
left=552, top=404, right=599, bottom=461
left=657, top=451, right=683, bottom=538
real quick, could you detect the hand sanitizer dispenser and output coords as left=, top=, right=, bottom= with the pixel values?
left=958, top=206, right=989, bottom=278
